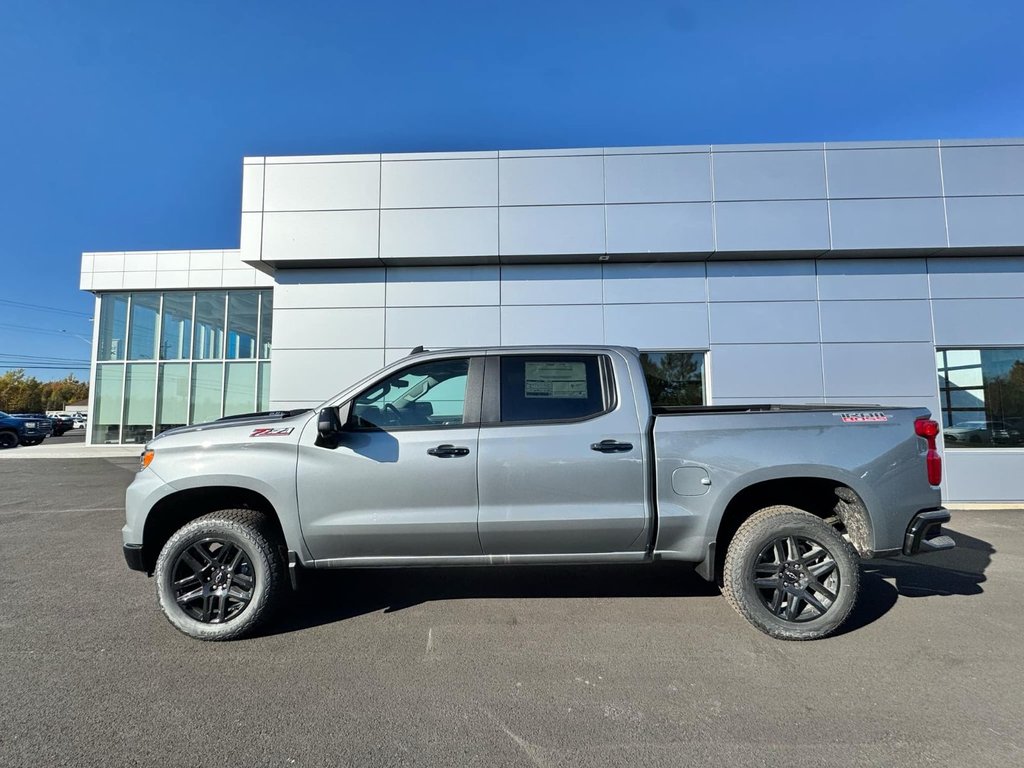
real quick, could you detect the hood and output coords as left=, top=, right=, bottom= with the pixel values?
left=151, top=409, right=312, bottom=442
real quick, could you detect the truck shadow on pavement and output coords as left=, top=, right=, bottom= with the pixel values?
left=264, top=527, right=994, bottom=638
left=267, top=561, right=722, bottom=637
left=839, top=527, right=993, bottom=635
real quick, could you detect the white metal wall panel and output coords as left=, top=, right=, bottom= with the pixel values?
left=602, top=262, right=707, bottom=304
left=272, top=308, right=385, bottom=349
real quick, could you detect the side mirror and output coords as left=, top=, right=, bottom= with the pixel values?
left=317, top=408, right=339, bottom=440
left=316, top=402, right=352, bottom=448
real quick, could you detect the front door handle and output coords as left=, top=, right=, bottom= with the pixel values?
left=590, top=439, right=633, bottom=453
left=427, top=444, right=470, bottom=458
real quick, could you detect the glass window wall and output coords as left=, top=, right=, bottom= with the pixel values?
left=937, top=348, right=1024, bottom=448
left=127, top=293, right=161, bottom=360
left=97, top=293, right=129, bottom=361
left=190, top=363, right=224, bottom=425
left=193, top=291, right=226, bottom=360
left=227, top=292, right=259, bottom=359
left=639, top=351, right=706, bottom=407
left=224, top=362, right=258, bottom=416
left=259, top=295, right=273, bottom=359
left=91, top=364, right=125, bottom=443
left=258, top=361, right=271, bottom=412
left=157, top=363, right=190, bottom=435
left=90, top=290, right=272, bottom=444
left=123, top=364, right=156, bottom=443
left=160, top=293, right=193, bottom=359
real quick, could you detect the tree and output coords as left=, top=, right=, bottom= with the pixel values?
left=0, top=370, right=89, bottom=413
left=40, top=373, right=90, bottom=412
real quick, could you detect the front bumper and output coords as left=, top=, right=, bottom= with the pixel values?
left=903, top=509, right=955, bottom=556
left=123, top=543, right=147, bottom=572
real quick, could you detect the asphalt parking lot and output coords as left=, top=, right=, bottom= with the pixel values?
left=1, top=458, right=1021, bottom=767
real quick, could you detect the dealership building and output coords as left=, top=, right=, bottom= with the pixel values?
left=80, top=137, right=1024, bottom=503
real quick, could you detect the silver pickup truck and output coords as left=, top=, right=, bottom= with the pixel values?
left=123, top=345, right=952, bottom=641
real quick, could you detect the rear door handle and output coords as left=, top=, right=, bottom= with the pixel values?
left=427, top=444, right=470, bottom=458
left=590, top=439, right=633, bottom=453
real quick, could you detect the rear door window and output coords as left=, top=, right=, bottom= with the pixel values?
left=499, top=355, right=609, bottom=423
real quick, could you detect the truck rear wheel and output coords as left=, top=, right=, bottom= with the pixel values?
left=154, top=509, right=285, bottom=641
left=722, top=505, right=859, bottom=641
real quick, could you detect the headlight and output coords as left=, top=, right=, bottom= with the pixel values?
left=25, top=422, right=36, bottom=428
left=140, top=449, right=155, bottom=471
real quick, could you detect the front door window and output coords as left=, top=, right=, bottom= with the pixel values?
left=352, top=358, right=470, bottom=429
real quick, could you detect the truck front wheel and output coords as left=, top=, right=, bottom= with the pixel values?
left=154, top=509, right=285, bottom=641
left=0, top=431, right=18, bottom=449
left=722, top=505, right=859, bottom=640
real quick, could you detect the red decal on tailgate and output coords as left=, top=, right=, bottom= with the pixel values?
left=836, top=412, right=890, bottom=423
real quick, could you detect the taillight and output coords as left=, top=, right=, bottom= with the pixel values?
left=915, top=418, right=942, bottom=486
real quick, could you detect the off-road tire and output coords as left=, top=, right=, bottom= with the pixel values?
left=0, top=431, right=18, bottom=449
left=722, top=505, right=860, bottom=641
left=155, top=509, right=285, bottom=641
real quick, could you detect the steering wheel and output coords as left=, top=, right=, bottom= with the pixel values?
left=384, top=402, right=404, bottom=424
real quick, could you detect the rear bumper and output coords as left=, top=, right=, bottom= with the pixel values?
left=903, top=508, right=955, bottom=556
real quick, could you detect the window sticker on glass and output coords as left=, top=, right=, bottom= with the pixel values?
left=525, top=361, right=588, bottom=399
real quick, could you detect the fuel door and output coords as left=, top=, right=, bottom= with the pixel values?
left=672, top=466, right=711, bottom=497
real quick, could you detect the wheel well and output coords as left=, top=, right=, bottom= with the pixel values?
left=141, top=487, right=285, bottom=573
left=713, top=478, right=873, bottom=580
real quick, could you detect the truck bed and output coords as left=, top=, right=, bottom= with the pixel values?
left=649, top=404, right=937, bottom=561
left=652, top=403, right=912, bottom=416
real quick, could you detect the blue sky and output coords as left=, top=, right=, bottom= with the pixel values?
left=1, top=0, right=1022, bottom=377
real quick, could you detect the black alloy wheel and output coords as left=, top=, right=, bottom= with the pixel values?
left=721, top=505, right=860, bottom=640
left=155, top=509, right=285, bottom=640
left=0, top=432, right=18, bottom=449
left=752, top=535, right=840, bottom=622
left=170, top=539, right=256, bottom=624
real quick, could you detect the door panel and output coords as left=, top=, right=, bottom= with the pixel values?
left=297, top=427, right=481, bottom=559
left=476, top=354, right=648, bottom=555
left=296, top=355, right=482, bottom=560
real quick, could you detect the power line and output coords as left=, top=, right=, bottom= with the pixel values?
left=0, top=364, right=90, bottom=370
left=0, top=352, right=91, bottom=362
left=0, top=298, right=92, bottom=318
left=0, top=365, right=90, bottom=370
left=0, top=322, right=92, bottom=339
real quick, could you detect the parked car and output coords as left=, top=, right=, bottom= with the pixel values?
left=46, top=414, right=74, bottom=436
left=0, top=411, right=52, bottom=447
left=123, top=345, right=953, bottom=642
left=943, top=419, right=1021, bottom=445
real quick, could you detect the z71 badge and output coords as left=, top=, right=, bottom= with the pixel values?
left=836, top=412, right=890, bottom=423
left=250, top=427, right=295, bottom=437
